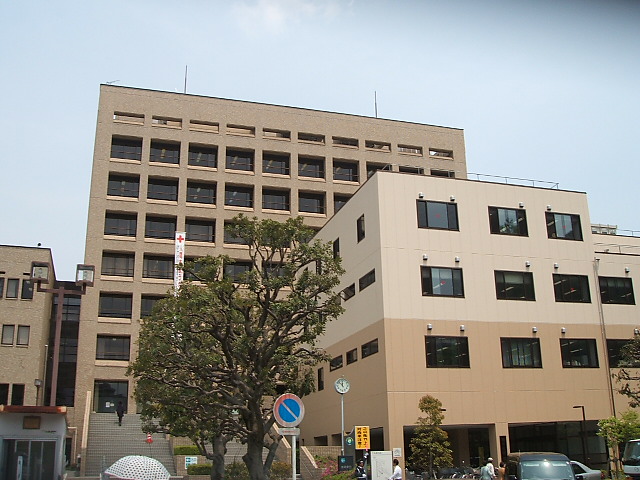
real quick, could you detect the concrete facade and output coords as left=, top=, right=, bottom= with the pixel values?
left=300, top=171, right=640, bottom=469
left=0, top=245, right=54, bottom=408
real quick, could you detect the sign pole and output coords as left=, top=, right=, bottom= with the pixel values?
left=292, top=434, right=297, bottom=480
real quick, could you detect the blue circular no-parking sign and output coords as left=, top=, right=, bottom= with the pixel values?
left=273, top=393, right=305, bottom=427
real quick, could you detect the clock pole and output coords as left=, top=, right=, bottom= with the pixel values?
left=334, top=377, right=350, bottom=456
left=341, top=389, right=345, bottom=456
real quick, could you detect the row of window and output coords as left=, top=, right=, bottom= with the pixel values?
left=341, top=269, right=376, bottom=301
left=420, top=266, right=635, bottom=304
left=426, top=336, right=630, bottom=369
left=316, top=338, right=380, bottom=389
left=0, top=383, right=25, bottom=406
left=418, top=200, right=584, bottom=241
left=108, top=175, right=347, bottom=214
left=1, top=324, right=31, bottom=346
left=98, top=292, right=163, bottom=319
left=112, top=116, right=455, bottom=159
left=0, top=278, right=33, bottom=300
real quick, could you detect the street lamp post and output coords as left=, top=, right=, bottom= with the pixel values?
left=31, top=262, right=94, bottom=406
left=573, top=405, right=588, bottom=463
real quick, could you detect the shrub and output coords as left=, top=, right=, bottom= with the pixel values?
left=270, top=461, right=291, bottom=480
left=315, top=456, right=354, bottom=480
left=226, top=461, right=250, bottom=480
left=187, top=463, right=212, bottom=474
left=174, top=445, right=200, bottom=455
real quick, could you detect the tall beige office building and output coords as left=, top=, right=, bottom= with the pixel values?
left=71, top=85, right=468, bottom=445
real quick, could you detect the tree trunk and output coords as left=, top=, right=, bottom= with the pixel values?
left=244, top=436, right=268, bottom=480
left=209, top=436, right=227, bottom=480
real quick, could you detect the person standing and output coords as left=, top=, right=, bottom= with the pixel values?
left=481, top=458, right=496, bottom=480
left=497, top=462, right=506, bottom=480
left=355, top=460, right=367, bottom=479
left=389, top=458, right=402, bottom=480
left=116, top=401, right=125, bottom=426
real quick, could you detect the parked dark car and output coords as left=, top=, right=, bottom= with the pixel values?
left=506, top=452, right=575, bottom=480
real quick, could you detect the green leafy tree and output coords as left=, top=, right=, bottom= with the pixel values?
left=128, top=215, right=344, bottom=480
left=598, top=411, right=640, bottom=475
left=614, top=336, right=640, bottom=407
left=409, top=395, right=453, bottom=478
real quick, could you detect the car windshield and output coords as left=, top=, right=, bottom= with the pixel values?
left=520, top=460, right=574, bottom=480
left=624, top=441, right=640, bottom=465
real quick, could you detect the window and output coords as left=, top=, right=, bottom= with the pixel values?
left=96, top=336, right=131, bottom=361
left=365, top=140, right=391, bottom=152
left=0, top=384, right=7, bottom=405
left=430, top=169, right=455, bottom=178
left=599, top=276, right=635, bottom=304
left=224, top=261, right=252, bottom=282
left=0, top=278, right=4, bottom=298
left=107, top=174, right=139, bottom=198
left=145, top=216, right=176, bottom=239
left=298, top=156, right=325, bottom=179
left=333, top=238, right=340, bottom=258
left=398, top=144, right=423, bottom=155
left=262, top=189, right=290, bottom=211
left=367, top=163, right=386, bottom=178
left=362, top=339, right=379, bottom=358
left=341, top=284, right=356, bottom=301
left=357, top=215, right=365, bottom=242
left=501, top=338, right=542, bottom=368
left=262, top=152, right=290, bottom=175
left=147, top=178, right=178, bottom=201
left=607, top=339, right=631, bottom=368
left=333, top=160, right=359, bottom=182
left=111, top=137, right=142, bottom=161
left=225, top=185, right=253, bottom=208
left=226, top=124, right=255, bottom=136
left=224, top=222, right=249, bottom=245
left=188, top=144, right=218, bottom=168
left=494, top=271, right=535, bottom=301
left=421, top=266, right=464, bottom=297
left=141, top=295, right=163, bottom=318
left=152, top=116, right=181, bottom=128
left=98, top=293, right=133, bottom=318
left=299, top=192, right=325, bottom=214
left=429, top=148, right=453, bottom=158
left=21, top=280, right=33, bottom=299
left=15, top=326, right=30, bottom=346
left=226, top=149, right=254, bottom=171
left=553, top=274, right=591, bottom=303
left=101, top=252, right=134, bottom=277
left=560, top=339, right=598, bottom=368
left=150, top=140, right=180, bottom=164
left=186, top=181, right=216, bottom=204
left=298, top=132, right=325, bottom=144
left=104, top=212, right=137, bottom=237
left=317, top=367, right=324, bottom=391
left=426, top=336, right=470, bottom=368
left=11, top=384, right=24, bottom=406
left=546, top=212, right=583, bottom=240
left=334, top=194, right=350, bottom=213
left=6, top=279, right=19, bottom=298
left=359, top=269, right=375, bottom=291
left=399, top=166, right=424, bottom=175
left=2, top=325, right=14, bottom=345
left=330, top=355, right=343, bottom=371
left=263, top=128, right=291, bottom=140
left=143, top=255, right=174, bottom=279
left=346, top=348, right=358, bottom=365
left=489, top=207, right=528, bottom=236
left=189, top=120, right=219, bottom=133
left=333, top=136, right=358, bottom=148
left=186, top=219, right=215, bottom=243
left=113, top=112, right=144, bottom=124
left=417, top=200, right=459, bottom=230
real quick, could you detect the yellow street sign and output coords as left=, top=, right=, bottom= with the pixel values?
left=355, top=426, right=370, bottom=450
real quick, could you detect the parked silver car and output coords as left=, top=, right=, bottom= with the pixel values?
left=570, top=461, right=603, bottom=480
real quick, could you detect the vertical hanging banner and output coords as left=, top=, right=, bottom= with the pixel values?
left=174, top=232, right=186, bottom=294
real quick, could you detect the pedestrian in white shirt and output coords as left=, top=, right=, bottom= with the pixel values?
left=389, top=458, right=402, bottom=480
left=481, top=458, right=496, bottom=480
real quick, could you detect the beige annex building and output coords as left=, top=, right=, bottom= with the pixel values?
left=301, top=171, right=640, bottom=470
left=70, top=85, right=468, bottom=452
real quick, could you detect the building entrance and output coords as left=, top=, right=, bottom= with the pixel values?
left=93, top=380, right=128, bottom=413
left=1, top=439, right=56, bottom=480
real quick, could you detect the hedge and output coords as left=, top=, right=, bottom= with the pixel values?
left=187, top=463, right=212, bottom=474
left=174, top=445, right=201, bottom=455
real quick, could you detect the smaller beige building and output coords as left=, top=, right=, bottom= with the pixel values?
left=301, top=171, right=640, bottom=470
left=0, top=245, right=54, bottom=408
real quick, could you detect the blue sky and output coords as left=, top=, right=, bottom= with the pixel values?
left=1, top=0, right=639, bottom=279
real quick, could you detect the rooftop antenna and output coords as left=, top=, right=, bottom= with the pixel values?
left=105, top=80, right=119, bottom=85
left=184, top=65, right=188, bottom=94
left=374, top=91, right=378, bottom=118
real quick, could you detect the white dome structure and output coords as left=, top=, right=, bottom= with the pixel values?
left=104, top=455, right=170, bottom=480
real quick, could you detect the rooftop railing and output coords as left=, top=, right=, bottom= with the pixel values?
left=467, top=172, right=559, bottom=189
